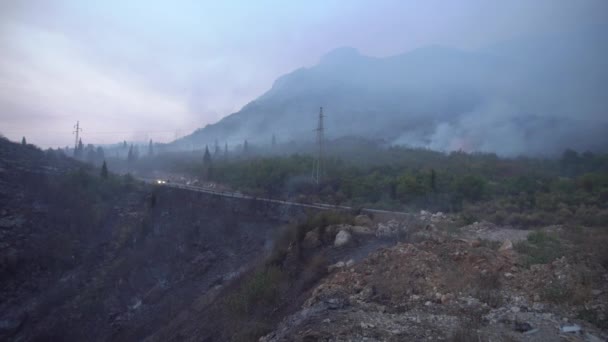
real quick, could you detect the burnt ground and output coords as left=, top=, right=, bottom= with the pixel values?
left=0, top=139, right=287, bottom=341
left=0, top=138, right=396, bottom=342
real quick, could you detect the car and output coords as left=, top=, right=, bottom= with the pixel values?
left=156, top=179, right=166, bottom=184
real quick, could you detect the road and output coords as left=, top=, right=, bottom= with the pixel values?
left=139, top=178, right=411, bottom=217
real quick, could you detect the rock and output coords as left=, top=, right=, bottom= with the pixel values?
left=328, top=261, right=345, bottom=272
left=375, top=220, right=401, bottom=238
left=354, top=215, right=373, bottom=227
left=585, top=333, right=604, bottom=342
left=358, top=286, right=374, bottom=301
left=334, top=230, right=352, bottom=247
left=499, top=239, right=513, bottom=252
left=303, top=229, right=321, bottom=248
left=470, top=239, right=481, bottom=248
left=440, top=293, right=454, bottom=304
left=560, top=324, right=581, bottom=333
left=345, top=259, right=355, bottom=267
left=510, top=306, right=520, bottom=313
left=350, top=226, right=373, bottom=236
left=504, top=272, right=514, bottom=279
left=514, top=321, right=534, bottom=333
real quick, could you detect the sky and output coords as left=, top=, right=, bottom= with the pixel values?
left=0, top=0, right=606, bottom=148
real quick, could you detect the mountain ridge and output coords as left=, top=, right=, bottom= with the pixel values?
left=176, top=29, right=608, bottom=156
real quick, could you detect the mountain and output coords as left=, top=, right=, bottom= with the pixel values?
left=176, top=29, right=608, bottom=156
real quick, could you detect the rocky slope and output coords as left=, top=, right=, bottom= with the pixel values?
left=262, top=214, right=608, bottom=341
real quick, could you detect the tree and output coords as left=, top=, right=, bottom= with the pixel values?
left=85, top=144, right=96, bottom=164
left=214, top=139, right=220, bottom=156
left=21, top=137, right=26, bottom=145
left=430, top=169, right=437, bottom=192
left=74, top=138, right=84, bottom=158
left=96, top=146, right=105, bottom=163
left=243, top=139, right=249, bottom=154
left=127, top=144, right=134, bottom=162
left=455, top=175, right=485, bottom=201
left=224, top=142, right=228, bottom=160
left=148, top=139, right=154, bottom=156
left=202, top=145, right=212, bottom=180
left=100, top=160, right=108, bottom=179
left=203, top=145, right=212, bottom=165
left=271, top=134, right=276, bottom=147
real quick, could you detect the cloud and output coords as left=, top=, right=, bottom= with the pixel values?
left=1, top=0, right=606, bottom=147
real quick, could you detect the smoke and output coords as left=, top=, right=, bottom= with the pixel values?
left=393, top=100, right=608, bottom=156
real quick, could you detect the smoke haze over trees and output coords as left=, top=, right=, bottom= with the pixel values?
left=177, top=27, right=608, bottom=156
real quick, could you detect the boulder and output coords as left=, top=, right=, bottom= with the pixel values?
left=499, top=239, right=513, bottom=252
left=303, top=229, right=321, bottom=248
left=375, top=220, right=401, bottom=238
left=327, top=261, right=345, bottom=272
left=349, top=225, right=373, bottom=236
left=354, top=214, right=373, bottom=227
left=334, top=230, right=352, bottom=247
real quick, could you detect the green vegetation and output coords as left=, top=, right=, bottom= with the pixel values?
left=225, top=266, right=285, bottom=316
left=221, top=211, right=349, bottom=341
left=514, top=231, right=564, bottom=267
left=195, top=146, right=608, bottom=228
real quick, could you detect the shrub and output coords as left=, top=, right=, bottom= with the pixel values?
left=225, top=266, right=284, bottom=316
left=514, top=231, right=564, bottom=267
left=472, top=271, right=503, bottom=308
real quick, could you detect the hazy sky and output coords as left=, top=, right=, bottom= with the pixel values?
left=1, top=0, right=606, bottom=147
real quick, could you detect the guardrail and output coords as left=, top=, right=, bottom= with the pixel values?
left=141, top=178, right=411, bottom=216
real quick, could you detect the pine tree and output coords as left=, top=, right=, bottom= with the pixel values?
left=214, top=139, right=220, bottom=156
left=243, top=139, right=249, bottom=154
left=74, top=138, right=84, bottom=158
left=148, top=139, right=154, bottom=156
left=224, top=142, right=228, bottom=160
left=271, top=134, right=276, bottom=147
left=127, top=144, right=134, bottom=162
left=430, top=169, right=437, bottom=192
left=202, top=145, right=212, bottom=180
left=21, top=137, right=26, bottom=145
left=203, top=145, right=211, bottom=165
left=100, top=160, right=108, bottom=179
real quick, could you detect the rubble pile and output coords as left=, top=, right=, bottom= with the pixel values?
left=262, top=223, right=608, bottom=341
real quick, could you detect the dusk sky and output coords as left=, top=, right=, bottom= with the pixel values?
left=1, top=0, right=606, bottom=148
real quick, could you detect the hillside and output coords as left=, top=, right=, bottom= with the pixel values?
left=176, top=29, right=608, bottom=156
left=0, top=138, right=287, bottom=341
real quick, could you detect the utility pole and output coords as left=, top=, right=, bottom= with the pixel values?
left=73, top=121, right=82, bottom=150
left=312, top=107, right=324, bottom=184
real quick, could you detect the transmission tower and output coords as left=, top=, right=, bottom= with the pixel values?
left=73, top=121, right=82, bottom=150
left=312, top=107, right=325, bottom=184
